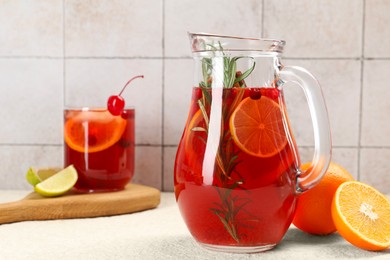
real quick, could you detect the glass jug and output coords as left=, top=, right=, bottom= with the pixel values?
left=174, top=33, right=332, bottom=253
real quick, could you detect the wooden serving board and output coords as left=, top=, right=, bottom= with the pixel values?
left=0, top=184, right=160, bottom=225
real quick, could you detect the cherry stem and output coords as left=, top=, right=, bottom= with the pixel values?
left=118, top=75, right=144, bottom=96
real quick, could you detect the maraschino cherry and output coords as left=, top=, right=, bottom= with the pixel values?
left=107, top=75, right=144, bottom=116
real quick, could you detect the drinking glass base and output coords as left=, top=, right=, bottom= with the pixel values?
left=197, top=242, right=276, bottom=254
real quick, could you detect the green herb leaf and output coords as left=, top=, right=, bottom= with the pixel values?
left=197, top=99, right=209, bottom=129
left=200, top=42, right=256, bottom=89
left=234, top=58, right=256, bottom=84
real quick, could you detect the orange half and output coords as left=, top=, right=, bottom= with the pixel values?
left=64, top=109, right=127, bottom=153
left=331, top=181, right=390, bottom=251
left=230, top=96, right=287, bottom=158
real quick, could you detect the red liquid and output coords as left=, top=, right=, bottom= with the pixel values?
left=174, top=87, right=299, bottom=247
left=64, top=108, right=135, bottom=192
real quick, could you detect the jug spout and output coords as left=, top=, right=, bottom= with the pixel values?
left=188, top=32, right=285, bottom=54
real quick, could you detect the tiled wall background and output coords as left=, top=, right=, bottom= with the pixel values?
left=0, top=0, right=389, bottom=193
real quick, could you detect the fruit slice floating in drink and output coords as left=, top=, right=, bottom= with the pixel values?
left=64, top=110, right=127, bottom=153
left=230, top=96, right=287, bottom=158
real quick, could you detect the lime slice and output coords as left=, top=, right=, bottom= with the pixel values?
left=34, top=165, right=78, bottom=197
left=26, top=167, right=62, bottom=186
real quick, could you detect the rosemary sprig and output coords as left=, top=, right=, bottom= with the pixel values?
left=197, top=99, right=209, bottom=129
left=191, top=43, right=259, bottom=243
left=199, top=42, right=256, bottom=89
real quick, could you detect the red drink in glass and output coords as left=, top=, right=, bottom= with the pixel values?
left=64, top=108, right=135, bottom=192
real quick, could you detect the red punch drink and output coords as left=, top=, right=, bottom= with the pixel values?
left=64, top=108, right=135, bottom=192
left=176, top=32, right=332, bottom=253
left=174, top=87, right=299, bottom=248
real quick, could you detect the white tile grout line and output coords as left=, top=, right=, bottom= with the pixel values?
left=62, top=0, right=66, bottom=168
left=161, top=0, right=166, bottom=191
left=357, top=0, right=367, bottom=181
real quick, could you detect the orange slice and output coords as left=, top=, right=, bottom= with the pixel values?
left=229, top=96, right=287, bottom=157
left=331, top=181, right=390, bottom=251
left=64, top=109, right=127, bottom=153
left=184, top=109, right=205, bottom=146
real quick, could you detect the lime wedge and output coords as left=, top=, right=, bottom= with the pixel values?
left=34, top=165, right=78, bottom=197
left=26, top=167, right=62, bottom=186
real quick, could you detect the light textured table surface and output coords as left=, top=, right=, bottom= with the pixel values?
left=0, top=190, right=389, bottom=260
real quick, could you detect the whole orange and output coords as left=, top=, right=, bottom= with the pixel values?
left=292, top=162, right=354, bottom=235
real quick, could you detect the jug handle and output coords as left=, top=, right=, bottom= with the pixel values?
left=278, top=66, right=332, bottom=193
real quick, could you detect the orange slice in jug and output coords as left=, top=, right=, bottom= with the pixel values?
left=230, top=96, right=287, bottom=158
left=64, top=109, right=127, bottom=153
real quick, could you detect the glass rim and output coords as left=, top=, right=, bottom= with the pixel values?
left=188, top=32, right=286, bottom=54
left=64, top=106, right=135, bottom=111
